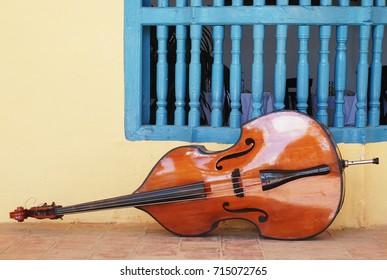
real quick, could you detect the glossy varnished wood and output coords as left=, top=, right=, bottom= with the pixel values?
left=9, top=111, right=345, bottom=240
left=136, top=111, right=343, bottom=239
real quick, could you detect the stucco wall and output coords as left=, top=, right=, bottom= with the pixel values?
left=1, top=1, right=386, bottom=230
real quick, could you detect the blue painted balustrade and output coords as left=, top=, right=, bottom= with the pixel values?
left=317, top=0, right=332, bottom=126
left=251, top=0, right=265, bottom=119
left=125, top=0, right=387, bottom=144
left=174, top=0, right=188, bottom=126
left=333, top=0, right=348, bottom=128
left=210, top=0, right=225, bottom=128
left=273, top=0, right=288, bottom=112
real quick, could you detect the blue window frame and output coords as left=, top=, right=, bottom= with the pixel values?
left=124, top=0, right=387, bottom=144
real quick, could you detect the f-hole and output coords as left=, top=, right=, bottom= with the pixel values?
left=215, top=138, right=255, bottom=170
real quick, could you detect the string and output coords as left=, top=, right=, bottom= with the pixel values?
left=44, top=162, right=337, bottom=216
left=56, top=174, right=264, bottom=215
left=54, top=162, right=337, bottom=215
left=57, top=183, right=263, bottom=215
left=24, top=197, right=37, bottom=208
left=57, top=180, right=263, bottom=214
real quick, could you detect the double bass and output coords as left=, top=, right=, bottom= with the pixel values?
left=10, top=111, right=378, bottom=240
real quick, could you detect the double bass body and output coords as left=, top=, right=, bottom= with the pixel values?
left=136, top=111, right=344, bottom=240
left=10, top=111, right=357, bottom=240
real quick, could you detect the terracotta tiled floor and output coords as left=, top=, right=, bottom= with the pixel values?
left=1, top=222, right=387, bottom=260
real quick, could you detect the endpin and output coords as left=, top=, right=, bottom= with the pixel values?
left=341, top=158, right=379, bottom=169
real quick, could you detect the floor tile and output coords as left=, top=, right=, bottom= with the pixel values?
left=1, top=222, right=387, bottom=260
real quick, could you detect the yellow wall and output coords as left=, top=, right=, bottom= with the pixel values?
left=1, top=1, right=386, bottom=230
